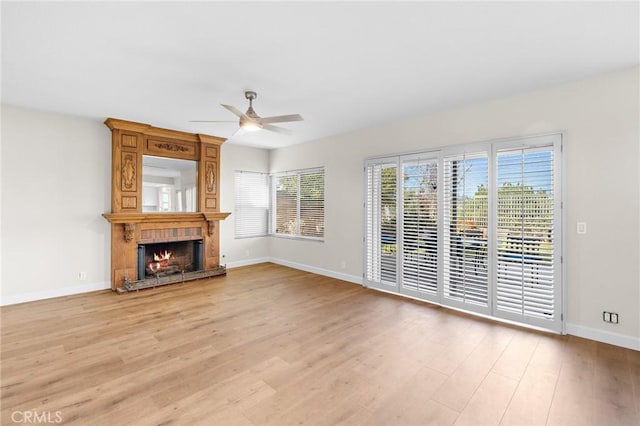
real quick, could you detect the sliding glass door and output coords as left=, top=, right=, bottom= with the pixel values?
left=364, top=134, right=562, bottom=332
left=365, top=160, right=398, bottom=291
left=400, top=154, right=439, bottom=301
left=494, top=142, right=561, bottom=329
left=443, top=151, right=490, bottom=315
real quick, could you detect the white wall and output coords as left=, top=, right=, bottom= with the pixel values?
left=1, top=106, right=112, bottom=304
left=269, top=67, right=640, bottom=348
left=219, top=144, right=271, bottom=267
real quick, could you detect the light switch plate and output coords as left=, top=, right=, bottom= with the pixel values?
left=577, top=222, right=587, bottom=234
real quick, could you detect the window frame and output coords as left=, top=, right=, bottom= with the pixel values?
left=271, top=167, right=325, bottom=242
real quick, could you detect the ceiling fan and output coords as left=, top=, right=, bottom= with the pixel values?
left=191, top=91, right=303, bottom=135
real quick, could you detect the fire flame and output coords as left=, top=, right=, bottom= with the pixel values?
left=153, top=250, right=172, bottom=262
left=150, top=250, right=172, bottom=270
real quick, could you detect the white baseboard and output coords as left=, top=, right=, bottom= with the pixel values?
left=268, top=257, right=362, bottom=285
left=565, top=323, right=640, bottom=351
left=225, top=256, right=362, bottom=286
left=1, top=281, right=111, bottom=306
left=225, top=257, right=271, bottom=269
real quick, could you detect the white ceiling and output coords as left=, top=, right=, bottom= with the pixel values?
left=2, top=1, right=638, bottom=149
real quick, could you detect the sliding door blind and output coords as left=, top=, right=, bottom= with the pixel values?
left=364, top=134, right=561, bottom=332
left=234, top=171, right=269, bottom=238
left=496, top=147, right=555, bottom=320
left=443, top=153, right=489, bottom=308
left=366, top=162, right=398, bottom=285
left=401, top=157, right=438, bottom=295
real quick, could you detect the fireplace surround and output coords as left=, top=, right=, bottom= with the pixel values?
left=103, top=118, right=230, bottom=292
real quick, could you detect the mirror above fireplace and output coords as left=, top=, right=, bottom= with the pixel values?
left=142, top=155, right=197, bottom=212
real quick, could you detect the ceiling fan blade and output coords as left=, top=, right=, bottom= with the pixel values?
left=262, top=124, right=292, bottom=135
left=260, top=114, right=304, bottom=124
left=189, top=120, right=237, bottom=123
left=221, top=104, right=247, bottom=119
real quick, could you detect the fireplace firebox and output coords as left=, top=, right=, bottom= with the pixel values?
left=137, top=240, right=203, bottom=280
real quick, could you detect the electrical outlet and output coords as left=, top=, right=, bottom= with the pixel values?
left=603, top=311, right=619, bottom=324
left=78, top=271, right=87, bottom=281
left=340, top=261, right=347, bottom=270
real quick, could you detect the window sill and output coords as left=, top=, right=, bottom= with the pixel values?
left=270, top=234, right=324, bottom=243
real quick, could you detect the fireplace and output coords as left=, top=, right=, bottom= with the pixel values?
left=102, top=118, right=231, bottom=293
left=137, top=240, right=203, bottom=280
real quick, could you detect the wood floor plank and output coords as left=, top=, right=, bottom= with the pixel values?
left=453, top=371, right=519, bottom=426
left=499, top=365, right=558, bottom=425
left=432, top=326, right=514, bottom=412
left=1, top=263, right=639, bottom=425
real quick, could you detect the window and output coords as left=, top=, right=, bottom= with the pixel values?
left=365, top=134, right=562, bottom=332
left=273, top=168, right=325, bottom=240
left=234, top=171, right=269, bottom=238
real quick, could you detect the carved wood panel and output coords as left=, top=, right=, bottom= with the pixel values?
left=121, top=152, right=137, bottom=192
left=205, top=161, right=216, bottom=194
left=144, top=137, right=197, bottom=160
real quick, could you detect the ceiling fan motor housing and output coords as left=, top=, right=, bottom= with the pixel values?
left=242, top=91, right=261, bottom=126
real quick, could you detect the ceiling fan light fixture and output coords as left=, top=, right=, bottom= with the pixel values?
left=239, top=117, right=261, bottom=131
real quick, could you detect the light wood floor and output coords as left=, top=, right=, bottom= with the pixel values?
left=1, top=263, right=639, bottom=426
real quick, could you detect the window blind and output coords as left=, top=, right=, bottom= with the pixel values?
left=443, top=152, right=489, bottom=308
left=365, top=161, right=398, bottom=285
left=364, top=135, right=561, bottom=332
left=299, top=170, right=325, bottom=238
left=234, top=171, right=269, bottom=238
left=401, top=156, right=438, bottom=295
left=496, top=147, right=555, bottom=320
left=273, top=168, right=325, bottom=239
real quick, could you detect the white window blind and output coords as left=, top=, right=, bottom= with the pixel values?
left=401, top=156, right=438, bottom=295
left=496, top=146, right=556, bottom=320
left=365, top=161, right=397, bottom=285
left=273, top=168, right=324, bottom=239
left=364, top=134, right=562, bottom=333
left=300, top=170, right=325, bottom=238
left=234, top=171, right=269, bottom=238
left=443, top=152, right=489, bottom=308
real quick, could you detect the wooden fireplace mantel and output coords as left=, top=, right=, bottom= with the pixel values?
left=103, top=212, right=231, bottom=224
left=103, top=118, right=230, bottom=290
